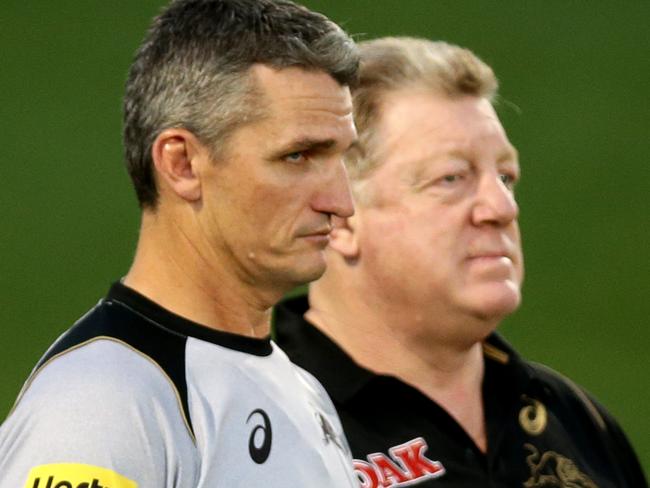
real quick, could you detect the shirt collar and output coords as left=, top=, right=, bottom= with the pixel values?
left=274, top=293, right=537, bottom=404
left=273, top=294, right=375, bottom=402
left=108, top=281, right=273, bottom=356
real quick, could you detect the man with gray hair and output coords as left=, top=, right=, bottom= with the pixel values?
left=0, top=0, right=360, bottom=486
left=275, top=37, right=646, bottom=487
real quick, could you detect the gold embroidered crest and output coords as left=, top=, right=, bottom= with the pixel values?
left=519, top=397, right=547, bottom=436
left=523, top=444, right=598, bottom=488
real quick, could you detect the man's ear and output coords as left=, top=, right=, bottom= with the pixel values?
left=151, top=128, right=204, bottom=202
left=329, top=215, right=360, bottom=259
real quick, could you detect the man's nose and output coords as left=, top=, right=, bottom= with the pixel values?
left=471, top=174, right=519, bottom=226
left=311, top=157, right=355, bottom=218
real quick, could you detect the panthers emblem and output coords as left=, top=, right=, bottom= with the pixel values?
left=523, top=444, right=598, bottom=488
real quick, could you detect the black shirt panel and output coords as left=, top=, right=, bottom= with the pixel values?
left=274, top=294, right=647, bottom=488
left=107, top=282, right=273, bottom=356
left=35, top=282, right=275, bottom=438
left=35, top=285, right=194, bottom=436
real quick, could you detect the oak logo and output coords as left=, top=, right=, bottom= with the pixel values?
left=24, top=464, right=137, bottom=488
left=354, top=437, right=445, bottom=488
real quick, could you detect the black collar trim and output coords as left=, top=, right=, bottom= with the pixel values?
left=274, top=294, right=375, bottom=402
left=107, top=282, right=273, bottom=357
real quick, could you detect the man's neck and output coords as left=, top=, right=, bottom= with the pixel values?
left=124, top=213, right=275, bottom=338
left=307, top=278, right=493, bottom=452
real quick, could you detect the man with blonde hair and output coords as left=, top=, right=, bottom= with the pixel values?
left=275, top=37, right=646, bottom=487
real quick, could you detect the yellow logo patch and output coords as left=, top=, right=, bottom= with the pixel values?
left=24, top=463, right=137, bottom=488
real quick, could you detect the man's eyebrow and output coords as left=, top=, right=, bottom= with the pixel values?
left=497, top=145, right=519, bottom=163
left=272, top=137, right=358, bottom=159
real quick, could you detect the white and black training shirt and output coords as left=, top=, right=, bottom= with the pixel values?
left=0, top=283, right=359, bottom=487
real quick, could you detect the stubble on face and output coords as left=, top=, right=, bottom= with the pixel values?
left=198, top=65, right=357, bottom=295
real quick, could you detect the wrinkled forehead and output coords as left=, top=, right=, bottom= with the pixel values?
left=351, top=91, right=517, bottom=204
left=250, top=64, right=353, bottom=115
left=375, top=91, right=514, bottom=166
left=248, top=64, right=356, bottom=149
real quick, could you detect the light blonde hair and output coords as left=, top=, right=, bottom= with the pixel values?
left=346, top=37, right=498, bottom=184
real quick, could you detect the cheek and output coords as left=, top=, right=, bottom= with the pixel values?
left=246, top=182, right=297, bottom=219
left=508, top=224, right=524, bottom=278
left=359, top=201, right=466, bottom=269
left=362, top=213, right=443, bottom=264
left=251, top=190, right=319, bottom=247
left=514, top=240, right=525, bottom=283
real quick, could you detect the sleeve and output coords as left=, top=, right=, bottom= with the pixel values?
left=0, top=340, right=198, bottom=488
left=531, top=361, right=647, bottom=487
left=589, top=395, right=649, bottom=488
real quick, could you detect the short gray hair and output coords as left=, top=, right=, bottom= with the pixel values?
left=123, top=0, right=359, bottom=208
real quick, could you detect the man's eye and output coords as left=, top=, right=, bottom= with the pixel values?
left=438, top=174, right=464, bottom=185
left=284, top=152, right=306, bottom=163
left=499, top=173, right=517, bottom=188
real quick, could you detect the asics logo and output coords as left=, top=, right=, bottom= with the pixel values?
left=247, top=408, right=273, bottom=464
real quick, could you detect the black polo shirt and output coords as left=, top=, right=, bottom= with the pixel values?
left=274, top=295, right=647, bottom=488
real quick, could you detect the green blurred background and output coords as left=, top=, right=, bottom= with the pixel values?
left=1, top=0, right=648, bottom=471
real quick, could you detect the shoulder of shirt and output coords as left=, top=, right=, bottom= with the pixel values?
left=485, top=333, right=610, bottom=433
left=484, top=336, right=647, bottom=485
left=0, top=338, right=199, bottom=486
left=526, top=360, right=647, bottom=485
left=523, top=360, right=610, bottom=431
left=20, top=336, right=179, bottom=404
left=486, top=334, right=624, bottom=439
left=8, top=337, right=194, bottom=440
left=6, top=298, right=196, bottom=443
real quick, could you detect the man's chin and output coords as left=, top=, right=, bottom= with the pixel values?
left=467, top=283, right=522, bottom=321
left=282, top=255, right=327, bottom=288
